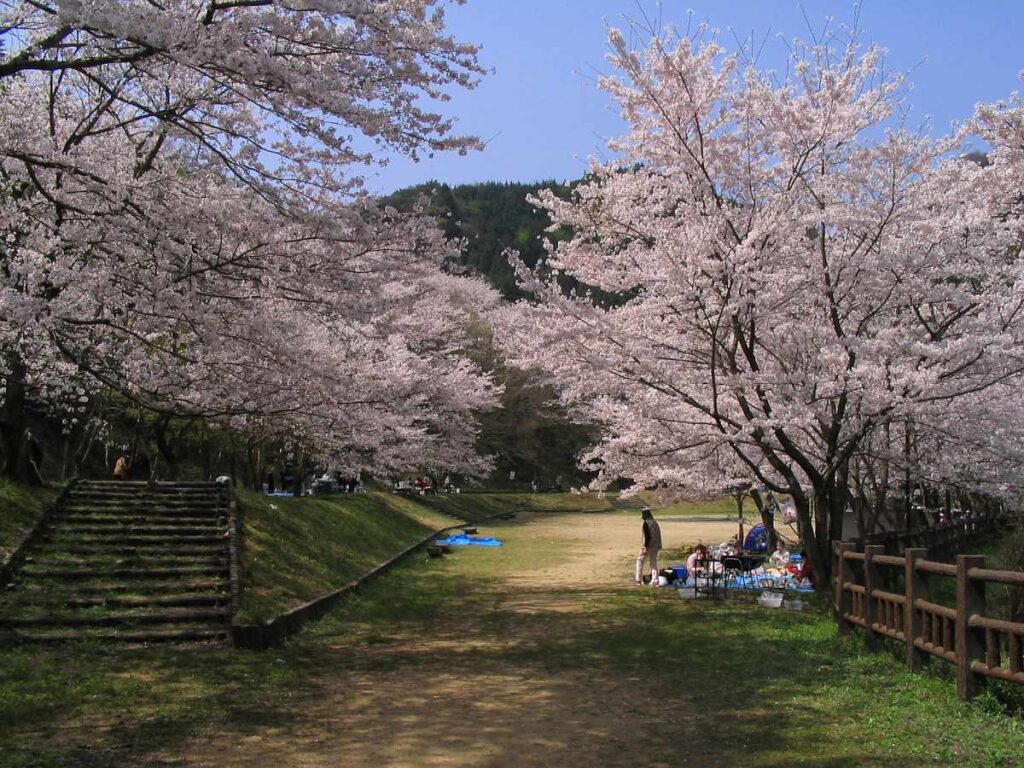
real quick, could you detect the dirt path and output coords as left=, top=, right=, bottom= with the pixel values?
left=180, top=513, right=744, bottom=768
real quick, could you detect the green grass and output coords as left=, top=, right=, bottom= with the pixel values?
left=635, top=493, right=740, bottom=518
left=0, top=638, right=320, bottom=768
left=2, top=505, right=1021, bottom=767
left=414, top=490, right=613, bottom=521
left=305, top=518, right=1024, bottom=767
left=237, top=490, right=459, bottom=622
left=0, top=480, right=58, bottom=564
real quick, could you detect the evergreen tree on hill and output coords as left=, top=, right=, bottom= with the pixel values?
left=385, top=180, right=597, bottom=487
left=385, top=180, right=571, bottom=300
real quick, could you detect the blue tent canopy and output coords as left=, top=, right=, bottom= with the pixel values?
left=744, top=523, right=769, bottom=552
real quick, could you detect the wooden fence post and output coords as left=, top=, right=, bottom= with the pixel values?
left=863, top=544, right=884, bottom=651
left=904, top=547, right=928, bottom=672
left=956, top=554, right=986, bottom=700
left=835, top=542, right=855, bottom=635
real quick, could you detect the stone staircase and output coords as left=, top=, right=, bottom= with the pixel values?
left=611, top=496, right=646, bottom=511
left=0, top=480, right=234, bottom=644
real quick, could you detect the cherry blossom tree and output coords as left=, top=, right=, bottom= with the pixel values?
left=504, top=23, right=1024, bottom=585
left=0, top=0, right=499, bottom=480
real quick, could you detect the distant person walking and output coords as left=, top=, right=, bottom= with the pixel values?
left=634, top=507, right=662, bottom=587
left=112, top=455, right=128, bottom=480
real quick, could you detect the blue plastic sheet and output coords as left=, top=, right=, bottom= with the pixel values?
left=435, top=534, right=503, bottom=547
left=678, top=570, right=813, bottom=593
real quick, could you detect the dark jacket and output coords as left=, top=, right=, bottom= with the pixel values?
left=643, top=518, right=663, bottom=550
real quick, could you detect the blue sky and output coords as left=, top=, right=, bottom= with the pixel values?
left=364, top=0, right=1024, bottom=195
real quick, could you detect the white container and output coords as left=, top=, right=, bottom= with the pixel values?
left=785, top=599, right=804, bottom=611
left=757, top=591, right=783, bottom=608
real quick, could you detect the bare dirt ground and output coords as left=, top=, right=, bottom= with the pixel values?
left=180, top=513, right=743, bottom=768
left=515, top=512, right=741, bottom=587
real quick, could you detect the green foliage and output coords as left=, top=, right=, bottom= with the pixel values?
left=474, top=364, right=599, bottom=488
left=385, top=179, right=572, bottom=301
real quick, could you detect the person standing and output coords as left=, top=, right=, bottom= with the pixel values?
left=634, top=507, right=663, bottom=587
left=112, top=455, right=128, bottom=480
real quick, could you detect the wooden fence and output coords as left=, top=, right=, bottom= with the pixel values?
left=834, top=542, right=1024, bottom=699
left=855, top=508, right=1018, bottom=557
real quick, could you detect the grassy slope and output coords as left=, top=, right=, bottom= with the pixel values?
left=416, top=491, right=613, bottom=521
left=0, top=481, right=58, bottom=564
left=238, top=490, right=611, bottom=621
left=238, top=490, right=459, bottom=622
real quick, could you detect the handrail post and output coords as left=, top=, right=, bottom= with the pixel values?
left=863, top=544, right=884, bottom=651
left=904, top=547, right=928, bottom=672
left=956, top=554, right=986, bottom=700
left=835, top=542, right=855, bottom=635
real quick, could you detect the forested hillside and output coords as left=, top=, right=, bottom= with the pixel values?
left=386, top=180, right=572, bottom=300
left=387, top=180, right=598, bottom=488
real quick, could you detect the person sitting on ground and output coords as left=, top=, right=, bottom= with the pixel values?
left=769, top=542, right=789, bottom=567
left=793, top=550, right=815, bottom=586
left=686, top=544, right=710, bottom=576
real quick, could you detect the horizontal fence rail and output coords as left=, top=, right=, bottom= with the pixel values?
left=834, top=542, right=1024, bottom=700
left=854, top=508, right=1021, bottom=557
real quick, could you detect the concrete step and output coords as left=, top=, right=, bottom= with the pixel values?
left=25, top=561, right=228, bottom=577
left=62, top=509, right=224, bottom=521
left=59, top=514, right=225, bottom=527
left=44, top=533, right=227, bottom=547
left=611, top=498, right=646, bottom=510
left=46, top=544, right=227, bottom=558
left=65, top=499, right=225, bottom=512
left=53, top=528, right=226, bottom=540
left=3, top=593, right=228, bottom=610
left=0, top=608, right=230, bottom=628
left=2, top=626, right=230, bottom=644
left=19, top=565, right=230, bottom=580
left=11, top=579, right=229, bottom=596
left=76, top=481, right=223, bottom=490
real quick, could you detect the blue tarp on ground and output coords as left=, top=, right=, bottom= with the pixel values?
left=435, top=534, right=503, bottom=547
left=676, top=570, right=814, bottom=592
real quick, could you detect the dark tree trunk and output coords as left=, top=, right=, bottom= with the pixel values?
left=794, top=493, right=826, bottom=586
left=153, top=415, right=178, bottom=480
left=1, top=352, right=36, bottom=484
